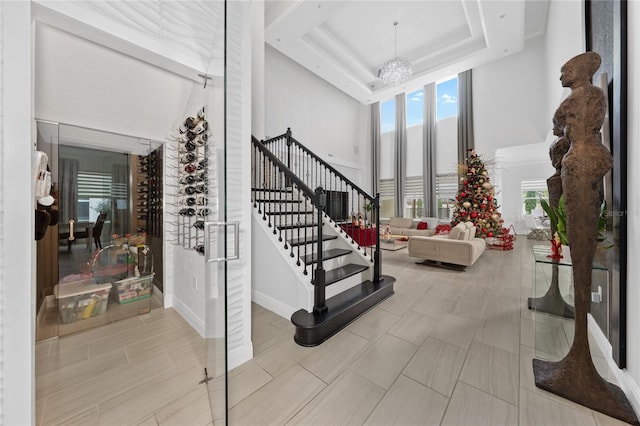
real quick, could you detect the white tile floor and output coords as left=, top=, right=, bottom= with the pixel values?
left=35, top=238, right=632, bottom=425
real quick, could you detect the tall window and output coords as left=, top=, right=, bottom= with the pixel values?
left=405, top=89, right=424, bottom=218
left=435, top=173, right=458, bottom=220
left=379, top=98, right=396, bottom=218
left=376, top=75, right=460, bottom=220
left=435, top=76, right=459, bottom=219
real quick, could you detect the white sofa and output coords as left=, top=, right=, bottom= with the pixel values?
left=385, top=217, right=438, bottom=238
left=408, top=222, right=486, bottom=268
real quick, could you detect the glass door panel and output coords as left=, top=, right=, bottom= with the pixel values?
left=35, top=121, right=161, bottom=340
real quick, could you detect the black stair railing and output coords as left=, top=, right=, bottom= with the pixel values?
left=260, top=129, right=381, bottom=284
left=252, top=136, right=329, bottom=313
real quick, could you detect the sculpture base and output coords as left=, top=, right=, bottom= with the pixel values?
left=533, top=358, right=639, bottom=425
left=528, top=294, right=575, bottom=319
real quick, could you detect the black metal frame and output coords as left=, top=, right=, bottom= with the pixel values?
left=585, top=0, right=628, bottom=368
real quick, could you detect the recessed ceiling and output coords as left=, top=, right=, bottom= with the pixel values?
left=266, top=0, right=549, bottom=104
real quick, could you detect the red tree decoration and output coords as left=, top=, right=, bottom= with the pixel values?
left=451, top=149, right=504, bottom=238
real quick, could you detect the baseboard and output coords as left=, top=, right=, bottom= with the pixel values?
left=251, top=289, right=295, bottom=320
left=228, top=342, right=253, bottom=371
left=589, top=314, right=640, bottom=416
left=36, top=294, right=55, bottom=329
left=172, top=298, right=205, bottom=337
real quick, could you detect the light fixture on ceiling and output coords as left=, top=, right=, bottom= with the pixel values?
left=378, top=21, right=413, bottom=87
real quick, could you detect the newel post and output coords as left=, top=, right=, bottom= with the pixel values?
left=313, top=186, right=327, bottom=316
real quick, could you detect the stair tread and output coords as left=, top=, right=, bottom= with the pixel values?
left=255, top=199, right=302, bottom=203
left=277, top=223, right=319, bottom=230
left=300, top=248, right=351, bottom=265
left=322, top=264, right=369, bottom=286
left=290, top=235, right=337, bottom=247
left=291, top=276, right=396, bottom=346
left=266, top=210, right=314, bottom=216
left=252, top=188, right=293, bottom=193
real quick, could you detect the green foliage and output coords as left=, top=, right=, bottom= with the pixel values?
left=91, top=198, right=111, bottom=215
left=540, top=195, right=611, bottom=248
left=524, top=191, right=537, bottom=214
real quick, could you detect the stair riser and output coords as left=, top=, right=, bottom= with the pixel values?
left=306, top=253, right=355, bottom=271
left=326, top=271, right=370, bottom=299
left=252, top=191, right=306, bottom=201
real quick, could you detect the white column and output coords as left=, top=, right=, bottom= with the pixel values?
left=251, top=1, right=265, bottom=140
left=1, top=1, right=35, bottom=424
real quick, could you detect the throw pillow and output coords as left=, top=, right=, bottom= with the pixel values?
left=448, top=223, right=466, bottom=240
left=459, top=229, right=470, bottom=240
left=417, top=222, right=428, bottom=230
left=435, top=224, right=452, bottom=235
left=464, top=221, right=477, bottom=239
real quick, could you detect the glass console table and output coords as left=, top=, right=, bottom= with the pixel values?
left=531, top=244, right=614, bottom=380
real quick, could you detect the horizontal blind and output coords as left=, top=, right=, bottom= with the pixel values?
left=435, top=173, right=458, bottom=200
left=405, top=176, right=423, bottom=199
left=378, top=178, right=394, bottom=198
left=521, top=179, right=547, bottom=193
left=77, top=172, right=113, bottom=198
left=78, top=172, right=127, bottom=210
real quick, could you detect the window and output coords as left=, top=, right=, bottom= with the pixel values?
left=405, top=89, right=424, bottom=218
left=378, top=178, right=395, bottom=219
left=521, top=179, right=549, bottom=215
left=379, top=98, right=396, bottom=217
left=77, top=171, right=123, bottom=223
left=405, top=176, right=424, bottom=218
left=435, top=173, right=458, bottom=220
left=436, top=76, right=458, bottom=121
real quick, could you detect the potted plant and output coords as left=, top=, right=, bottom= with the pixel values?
left=540, top=195, right=611, bottom=248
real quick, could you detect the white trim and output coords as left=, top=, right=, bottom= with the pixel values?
left=172, top=298, right=204, bottom=337
left=589, top=314, right=640, bottom=415
left=228, top=342, right=253, bottom=371
left=251, top=289, right=296, bottom=321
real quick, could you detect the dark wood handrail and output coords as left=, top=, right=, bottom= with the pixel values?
left=263, top=129, right=376, bottom=204
left=253, top=136, right=316, bottom=200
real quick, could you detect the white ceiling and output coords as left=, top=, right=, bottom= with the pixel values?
left=265, top=0, right=549, bottom=104
left=33, top=0, right=549, bottom=106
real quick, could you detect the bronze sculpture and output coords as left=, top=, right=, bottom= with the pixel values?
left=533, top=52, right=638, bottom=425
left=527, top=119, right=574, bottom=317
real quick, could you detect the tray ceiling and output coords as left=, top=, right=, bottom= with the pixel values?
left=266, top=0, right=549, bottom=104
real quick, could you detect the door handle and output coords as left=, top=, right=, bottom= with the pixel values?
left=204, top=221, right=240, bottom=263
left=68, top=219, right=75, bottom=241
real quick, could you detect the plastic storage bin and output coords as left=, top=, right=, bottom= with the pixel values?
left=113, top=273, right=154, bottom=304
left=55, top=279, right=112, bottom=324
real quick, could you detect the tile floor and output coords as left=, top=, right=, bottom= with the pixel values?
left=35, top=238, right=632, bottom=425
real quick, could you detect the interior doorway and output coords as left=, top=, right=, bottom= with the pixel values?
left=35, top=122, right=164, bottom=341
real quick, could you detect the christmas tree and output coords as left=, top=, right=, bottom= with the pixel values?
left=451, top=149, right=504, bottom=238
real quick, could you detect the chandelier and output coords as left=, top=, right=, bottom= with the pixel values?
left=378, top=22, right=413, bottom=86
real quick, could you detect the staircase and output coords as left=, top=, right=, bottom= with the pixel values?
left=252, top=130, right=395, bottom=346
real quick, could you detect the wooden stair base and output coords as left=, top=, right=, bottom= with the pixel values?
left=291, top=275, right=395, bottom=347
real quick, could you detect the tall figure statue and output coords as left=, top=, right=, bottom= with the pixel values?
left=528, top=119, right=574, bottom=317
left=533, top=52, right=638, bottom=425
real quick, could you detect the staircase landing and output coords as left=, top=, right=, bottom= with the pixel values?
left=291, top=275, right=395, bottom=346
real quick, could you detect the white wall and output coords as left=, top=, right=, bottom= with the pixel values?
left=473, top=35, right=548, bottom=155
left=494, top=142, right=554, bottom=234
left=34, top=23, right=194, bottom=142
left=624, top=0, right=640, bottom=414
left=265, top=45, right=370, bottom=171
left=544, top=0, right=585, bottom=121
